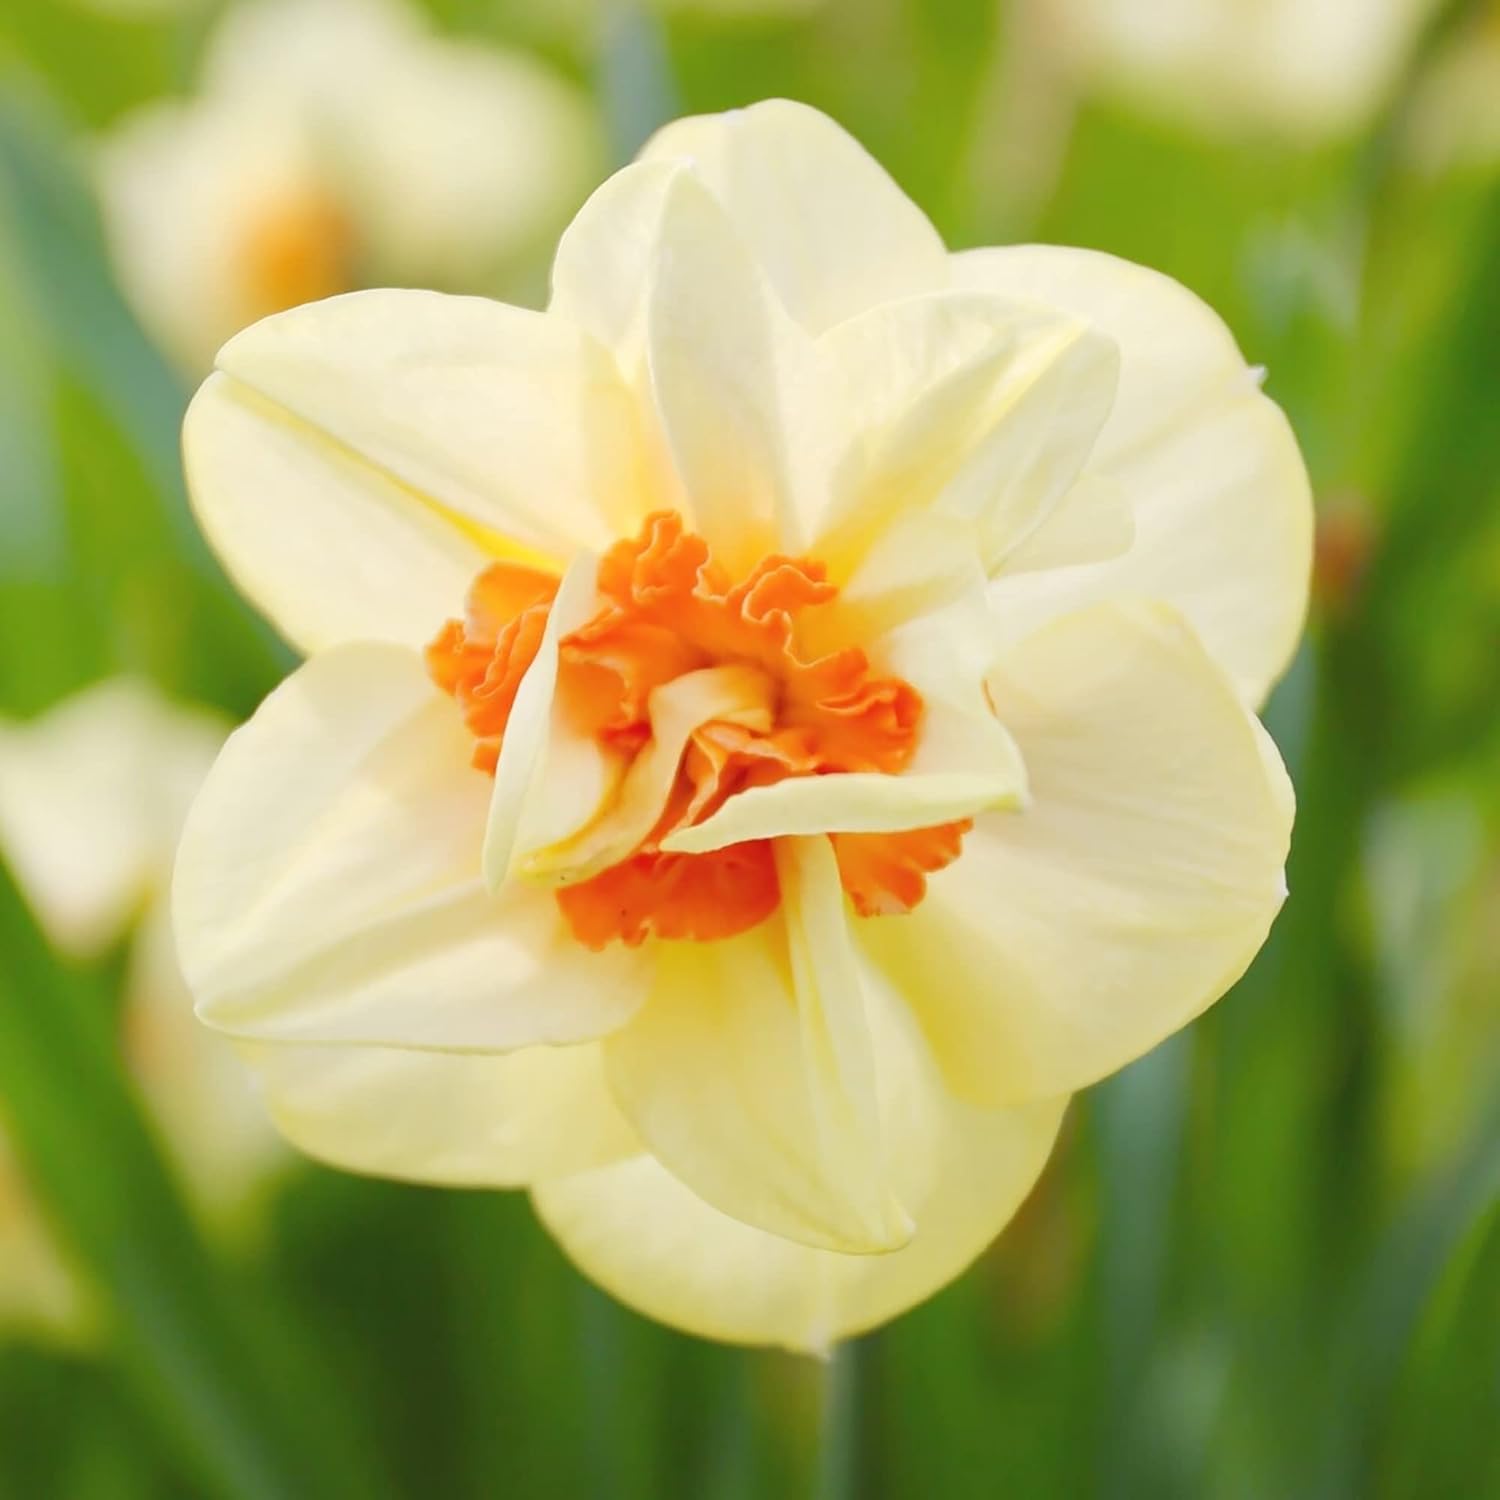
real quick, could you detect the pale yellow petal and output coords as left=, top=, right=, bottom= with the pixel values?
left=483, top=554, right=604, bottom=889
left=183, top=372, right=488, bottom=654
left=535, top=974, right=1066, bottom=1352
left=640, top=100, right=949, bottom=334
left=998, top=473, right=1134, bottom=576
left=238, top=1038, right=636, bottom=1186
left=604, top=842, right=909, bottom=1253
left=212, top=288, right=638, bottom=555
left=175, top=642, right=648, bottom=1050
left=814, top=292, right=1118, bottom=574
left=955, top=245, right=1312, bottom=705
left=643, top=172, right=838, bottom=567
left=860, top=600, right=1292, bottom=1108
left=549, top=158, right=686, bottom=364
left=525, top=664, right=773, bottom=882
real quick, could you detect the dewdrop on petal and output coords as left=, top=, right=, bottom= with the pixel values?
left=173, top=100, right=1309, bottom=1351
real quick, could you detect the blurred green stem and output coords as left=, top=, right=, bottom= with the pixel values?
left=0, top=858, right=385, bottom=1500
left=816, top=1339, right=864, bottom=1500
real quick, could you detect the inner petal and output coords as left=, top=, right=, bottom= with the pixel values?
left=426, top=511, right=971, bottom=946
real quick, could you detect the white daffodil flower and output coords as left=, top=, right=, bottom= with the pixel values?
left=173, top=100, right=1309, bottom=1352
left=97, top=0, right=600, bottom=371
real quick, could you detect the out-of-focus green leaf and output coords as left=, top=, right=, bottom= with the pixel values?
left=0, top=858, right=390, bottom=1500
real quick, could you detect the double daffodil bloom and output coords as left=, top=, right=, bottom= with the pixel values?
left=98, top=0, right=598, bottom=372
left=0, top=681, right=284, bottom=1329
left=174, top=100, right=1308, bottom=1351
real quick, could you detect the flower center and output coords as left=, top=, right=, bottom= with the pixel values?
left=237, top=185, right=356, bottom=324
left=427, top=512, right=969, bottom=947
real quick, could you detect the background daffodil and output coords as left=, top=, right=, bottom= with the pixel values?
left=95, top=0, right=600, bottom=372
left=171, top=100, right=1308, bottom=1351
left=0, top=680, right=285, bottom=1339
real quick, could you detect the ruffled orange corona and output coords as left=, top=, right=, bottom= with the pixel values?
left=426, top=512, right=970, bottom=947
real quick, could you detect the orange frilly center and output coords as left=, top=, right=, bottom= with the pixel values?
left=427, top=512, right=969, bottom=948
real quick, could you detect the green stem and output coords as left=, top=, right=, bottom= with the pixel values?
left=0, top=859, right=386, bottom=1500
left=816, top=1339, right=864, bottom=1500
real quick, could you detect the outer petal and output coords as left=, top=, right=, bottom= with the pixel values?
left=639, top=100, right=950, bottom=335
left=238, top=1038, right=636, bottom=1186
left=955, top=245, right=1312, bottom=705
left=535, top=970, right=1066, bottom=1352
left=175, top=642, right=648, bottom=1049
left=185, top=289, right=639, bottom=652
left=604, top=839, right=910, bottom=1253
left=859, top=601, right=1293, bottom=1108
left=813, top=292, right=1118, bottom=574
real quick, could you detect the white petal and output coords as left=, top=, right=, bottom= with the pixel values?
left=814, top=292, right=1118, bottom=574
left=183, top=372, right=489, bottom=655
left=215, top=289, right=638, bottom=551
left=175, top=642, right=648, bottom=1049
left=549, top=158, right=686, bottom=365
left=640, top=100, right=949, bottom=334
left=956, top=245, right=1312, bottom=705
left=483, top=554, right=604, bottom=890
left=535, top=972, right=1066, bottom=1352
left=644, top=172, right=839, bottom=566
left=524, top=664, right=774, bottom=883
left=859, top=600, right=1293, bottom=1107
left=238, top=1037, right=636, bottom=1186
left=604, top=839, right=909, bottom=1253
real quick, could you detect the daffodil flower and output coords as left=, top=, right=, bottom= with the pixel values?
left=97, top=0, right=599, bottom=372
left=174, top=100, right=1308, bottom=1351
left=0, top=680, right=284, bottom=1339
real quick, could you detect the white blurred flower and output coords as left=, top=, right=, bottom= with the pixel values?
left=98, top=0, right=600, bottom=371
left=1045, top=0, right=1442, bottom=141
left=0, top=679, right=284, bottom=1337
left=1406, top=11, right=1500, bottom=173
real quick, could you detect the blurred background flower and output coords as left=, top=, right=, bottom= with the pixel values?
left=96, top=0, right=600, bottom=369
left=0, top=0, right=1496, bottom=1495
left=0, top=680, right=284, bottom=1295
left=1041, top=0, right=1443, bottom=140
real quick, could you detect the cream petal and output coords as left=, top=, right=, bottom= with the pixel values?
left=548, top=158, right=686, bottom=365
left=175, top=642, right=648, bottom=1050
left=215, top=289, right=639, bottom=551
left=859, top=600, right=1292, bottom=1108
left=535, top=970, right=1066, bottom=1352
left=238, top=1038, right=636, bottom=1187
left=186, top=289, right=642, bottom=652
left=523, top=664, right=774, bottom=882
left=184, top=372, right=489, bottom=655
left=955, top=245, right=1312, bottom=705
left=604, top=840, right=909, bottom=1253
left=483, top=554, right=604, bottom=890
left=639, top=100, right=950, bottom=335
left=814, top=292, right=1118, bottom=574
left=998, top=473, right=1135, bottom=576
left=643, top=172, right=840, bottom=567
